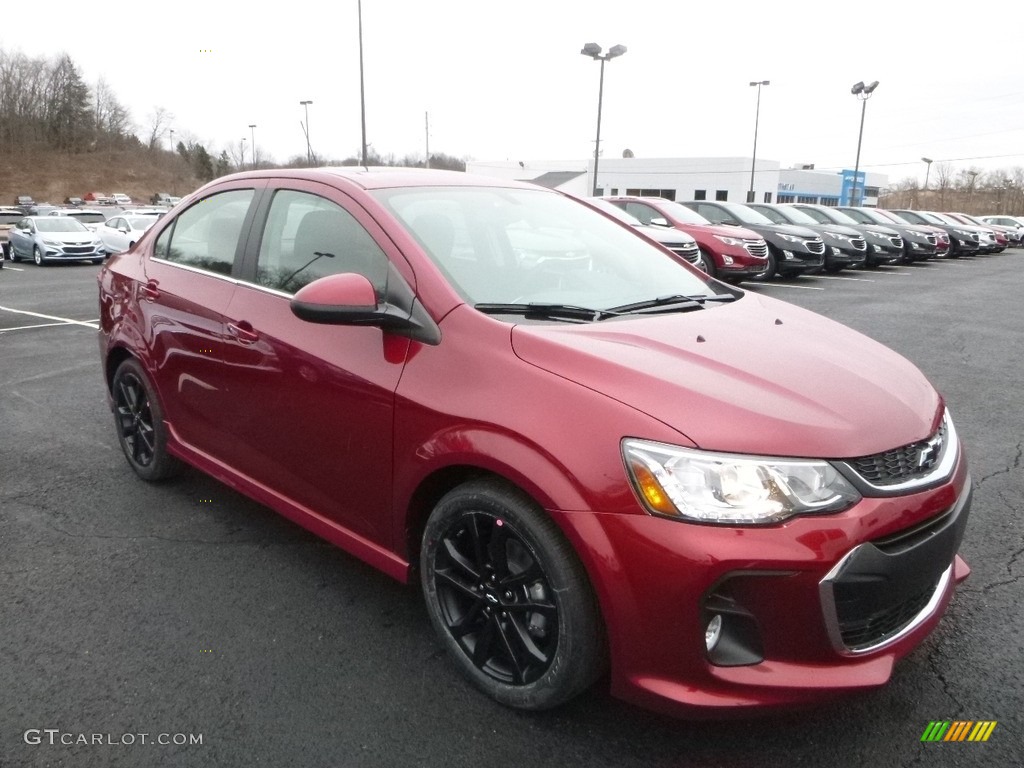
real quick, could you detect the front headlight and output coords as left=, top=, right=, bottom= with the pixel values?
left=622, top=439, right=861, bottom=524
left=826, top=232, right=853, bottom=242
left=41, top=238, right=61, bottom=246
left=778, top=234, right=803, bottom=243
left=713, top=235, right=744, bottom=247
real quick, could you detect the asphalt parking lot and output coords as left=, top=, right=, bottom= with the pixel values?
left=1, top=255, right=1021, bottom=767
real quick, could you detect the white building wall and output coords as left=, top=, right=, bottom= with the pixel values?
left=467, top=157, right=886, bottom=206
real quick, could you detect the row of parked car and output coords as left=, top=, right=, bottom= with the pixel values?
left=0, top=205, right=165, bottom=267
left=12, top=192, right=182, bottom=213
left=592, top=196, right=1022, bottom=282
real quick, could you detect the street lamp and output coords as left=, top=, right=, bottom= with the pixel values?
left=921, top=157, right=933, bottom=191
left=748, top=80, right=770, bottom=203
left=358, top=0, right=368, bottom=166
left=248, top=124, right=257, bottom=170
left=581, top=42, right=627, bottom=197
left=240, top=137, right=247, bottom=170
left=849, top=80, right=879, bottom=207
left=168, top=128, right=175, bottom=153
left=299, top=100, right=313, bottom=166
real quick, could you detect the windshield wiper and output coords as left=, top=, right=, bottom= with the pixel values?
left=606, top=293, right=737, bottom=315
left=474, top=302, right=618, bottom=323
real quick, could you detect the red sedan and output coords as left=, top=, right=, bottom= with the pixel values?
left=97, top=168, right=970, bottom=717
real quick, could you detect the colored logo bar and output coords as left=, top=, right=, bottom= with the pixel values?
left=921, top=721, right=997, bottom=742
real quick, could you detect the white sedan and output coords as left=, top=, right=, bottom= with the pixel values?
left=97, top=214, right=161, bottom=254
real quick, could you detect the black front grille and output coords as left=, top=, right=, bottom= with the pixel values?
left=836, top=579, right=938, bottom=649
left=805, top=240, right=825, bottom=255
left=851, top=238, right=867, bottom=251
left=889, top=236, right=904, bottom=249
left=925, top=235, right=937, bottom=246
left=62, top=245, right=94, bottom=254
left=849, top=421, right=947, bottom=486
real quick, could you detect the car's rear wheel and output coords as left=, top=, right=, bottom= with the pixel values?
left=33, top=246, right=45, bottom=266
left=421, top=478, right=606, bottom=710
left=111, top=358, right=182, bottom=481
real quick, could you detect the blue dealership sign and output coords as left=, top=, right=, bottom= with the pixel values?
left=840, top=170, right=867, bottom=206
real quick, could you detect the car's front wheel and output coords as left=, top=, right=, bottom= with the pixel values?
left=421, top=478, right=606, bottom=710
left=33, top=246, right=45, bottom=266
left=111, top=358, right=182, bottom=481
left=750, top=248, right=778, bottom=281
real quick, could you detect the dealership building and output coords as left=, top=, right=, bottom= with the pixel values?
left=466, top=157, right=888, bottom=207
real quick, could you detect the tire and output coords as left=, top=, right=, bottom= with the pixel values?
left=421, top=478, right=606, bottom=711
left=7, top=244, right=17, bottom=263
left=33, top=246, right=45, bottom=266
left=91, top=258, right=104, bottom=265
left=111, top=358, right=182, bottom=481
left=696, top=249, right=716, bottom=278
left=750, top=248, right=778, bottom=281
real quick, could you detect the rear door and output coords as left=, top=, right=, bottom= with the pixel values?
left=218, top=180, right=413, bottom=547
left=140, top=180, right=264, bottom=461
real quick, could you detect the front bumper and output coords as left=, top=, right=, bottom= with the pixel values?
left=41, top=243, right=106, bottom=261
left=554, top=452, right=971, bottom=717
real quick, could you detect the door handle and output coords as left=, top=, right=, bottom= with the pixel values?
left=227, top=321, right=259, bottom=344
left=141, top=280, right=160, bottom=301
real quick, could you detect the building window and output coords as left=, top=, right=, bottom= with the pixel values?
left=820, top=197, right=839, bottom=207
left=595, top=188, right=604, bottom=197
left=693, top=189, right=707, bottom=201
left=763, top=192, right=772, bottom=203
left=715, top=190, right=728, bottom=201
left=661, top=189, right=676, bottom=201
left=625, top=188, right=673, bottom=198
left=777, top=194, right=795, bottom=203
left=797, top=195, right=817, bottom=204
left=610, top=189, right=618, bottom=196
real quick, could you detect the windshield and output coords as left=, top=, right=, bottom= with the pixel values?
left=375, top=186, right=719, bottom=311
left=35, top=218, right=88, bottom=233
left=768, top=206, right=818, bottom=226
left=928, top=212, right=959, bottom=225
left=841, top=208, right=885, bottom=225
left=654, top=201, right=712, bottom=225
left=713, top=203, right=772, bottom=226
left=587, top=198, right=642, bottom=226
left=126, top=216, right=159, bottom=230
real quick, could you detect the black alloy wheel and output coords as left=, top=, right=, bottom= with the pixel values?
left=111, top=358, right=181, bottom=481
left=422, top=479, right=605, bottom=710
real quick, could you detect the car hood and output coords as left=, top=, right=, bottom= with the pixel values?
left=741, top=222, right=820, bottom=239
left=638, top=224, right=696, bottom=246
left=675, top=222, right=763, bottom=241
left=510, top=292, right=939, bottom=458
left=44, top=232, right=96, bottom=243
left=803, top=223, right=863, bottom=237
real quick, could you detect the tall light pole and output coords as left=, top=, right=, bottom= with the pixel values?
left=748, top=80, right=769, bottom=203
left=240, top=137, right=247, bottom=171
left=849, top=80, right=879, bottom=207
left=300, top=100, right=313, bottom=166
left=921, top=157, right=933, bottom=192
left=581, top=42, right=627, bottom=197
left=358, top=0, right=368, bottom=166
left=168, top=128, right=175, bottom=153
left=248, top=124, right=257, bottom=169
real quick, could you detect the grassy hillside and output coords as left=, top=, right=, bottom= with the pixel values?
left=0, top=146, right=203, bottom=207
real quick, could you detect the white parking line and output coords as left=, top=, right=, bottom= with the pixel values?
left=868, top=270, right=914, bottom=275
left=2, top=265, right=25, bottom=271
left=0, top=305, right=100, bottom=329
left=744, top=282, right=825, bottom=291
left=813, top=275, right=876, bottom=282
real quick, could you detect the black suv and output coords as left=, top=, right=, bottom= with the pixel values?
left=748, top=203, right=866, bottom=272
left=792, top=204, right=903, bottom=267
left=681, top=200, right=825, bottom=279
left=836, top=206, right=938, bottom=262
left=889, top=210, right=981, bottom=257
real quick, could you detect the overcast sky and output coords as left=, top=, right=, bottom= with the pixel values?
left=4, top=0, right=1022, bottom=184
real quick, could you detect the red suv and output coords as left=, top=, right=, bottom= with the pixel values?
left=97, top=168, right=971, bottom=717
left=604, top=196, right=769, bottom=283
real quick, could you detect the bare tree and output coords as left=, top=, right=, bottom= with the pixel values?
left=145, top=106, right=173, bottom=150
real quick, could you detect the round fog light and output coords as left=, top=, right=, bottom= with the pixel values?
left=705, top=614, right=723, bottom=652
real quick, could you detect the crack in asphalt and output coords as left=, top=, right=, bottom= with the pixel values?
left=926, top=649, right=965, bottom=712
left=974, top=441, right=1023, bottom=489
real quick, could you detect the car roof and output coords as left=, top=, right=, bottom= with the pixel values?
left=210, top=166, right=540, bottom=192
